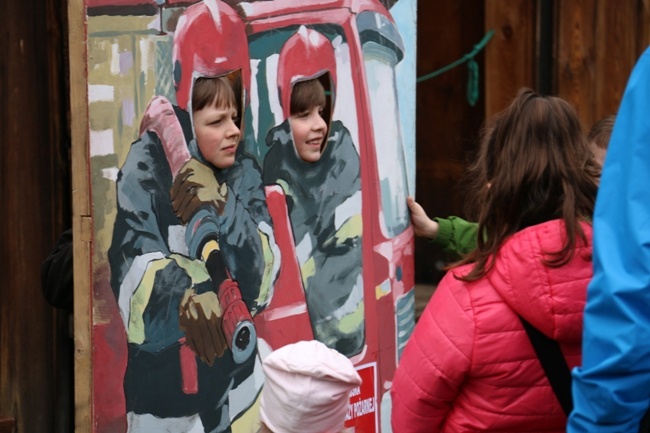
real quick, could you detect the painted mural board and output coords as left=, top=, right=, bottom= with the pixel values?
left=72, top=0, right=417, bottom=431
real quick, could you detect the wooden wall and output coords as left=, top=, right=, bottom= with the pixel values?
left=485, top=0, right=650, bottom=126
left=554, top=0, right=650, bottom=127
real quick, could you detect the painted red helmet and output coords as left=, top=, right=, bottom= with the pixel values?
left=172, top=0, right=251, bottom=112
left=277, top=26, right=337, bottom=119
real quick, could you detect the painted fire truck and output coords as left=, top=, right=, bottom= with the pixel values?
left=85, top=0, right=414, bottom=431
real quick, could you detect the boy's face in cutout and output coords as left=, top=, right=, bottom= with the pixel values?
left=289, top=106, right=327, bottom=163
left=193, top=104, right=240, bottom=169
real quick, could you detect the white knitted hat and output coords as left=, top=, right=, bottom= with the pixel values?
left=259, top=340, right=362, bottom=433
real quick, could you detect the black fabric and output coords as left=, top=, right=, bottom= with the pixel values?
left=518, top=315, right=573, bottom=416
left=41, top=228, right=74, bottom=311
left=640, top=408, right=650, bottom=432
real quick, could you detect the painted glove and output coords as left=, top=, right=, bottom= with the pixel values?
left=179, top=289, right=228, bottom=366
left=171, top=158, right=228, bottom=224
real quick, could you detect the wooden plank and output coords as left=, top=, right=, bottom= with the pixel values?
left=556, top=0, right=643, bottom=131
left=484, top=0, right=536, bottom=117
left=593, top=0, right=637, bottom=124
left=555, top=0, right=598, bottom=129
left=68, top=0, right=92, bottom=430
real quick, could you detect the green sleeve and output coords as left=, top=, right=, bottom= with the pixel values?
left=432, top=216, right=478, bottom=256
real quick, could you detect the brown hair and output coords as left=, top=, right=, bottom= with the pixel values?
left=588, top=114, right=616, bottom=150
left=290, top=78, right=327, bottom=116
left=457, top=88, right=599, bottom=281
left=191, top=76, right=237, bottom=113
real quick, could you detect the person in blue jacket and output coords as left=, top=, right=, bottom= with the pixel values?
left=568, top=45, right=650, bottom=432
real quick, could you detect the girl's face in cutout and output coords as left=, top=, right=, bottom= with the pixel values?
left=193, top=104, right=240, bottom=169
left=289, top=105, right=328, bottom=163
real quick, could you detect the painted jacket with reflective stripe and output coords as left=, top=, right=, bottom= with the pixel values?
left=108, top=111, right=276, bottom=417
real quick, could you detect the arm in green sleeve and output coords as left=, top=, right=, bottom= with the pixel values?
left=432, top=216, right=478, bottom=257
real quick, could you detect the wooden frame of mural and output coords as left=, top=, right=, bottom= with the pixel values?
left=68, top=0, right=93, bottom=429
left=69, top=1, right=416, bottom=432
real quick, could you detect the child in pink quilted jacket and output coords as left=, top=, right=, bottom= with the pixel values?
left=391, top=88, right=600, bottom=433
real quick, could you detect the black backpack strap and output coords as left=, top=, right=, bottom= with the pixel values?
left=518, top=315, right=573, bottom=415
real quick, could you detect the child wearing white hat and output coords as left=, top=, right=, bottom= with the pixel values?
left=259, top=340, right=362, bottom=433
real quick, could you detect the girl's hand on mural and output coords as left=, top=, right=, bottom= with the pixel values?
left=179, top=288, right=228, bottom=366
left=407, top=196, right=439, bottom=239
left=171, top=158, right=229, bottom=224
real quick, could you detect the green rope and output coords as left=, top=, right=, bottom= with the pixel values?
left=417, top=29, right=495, bottom=106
